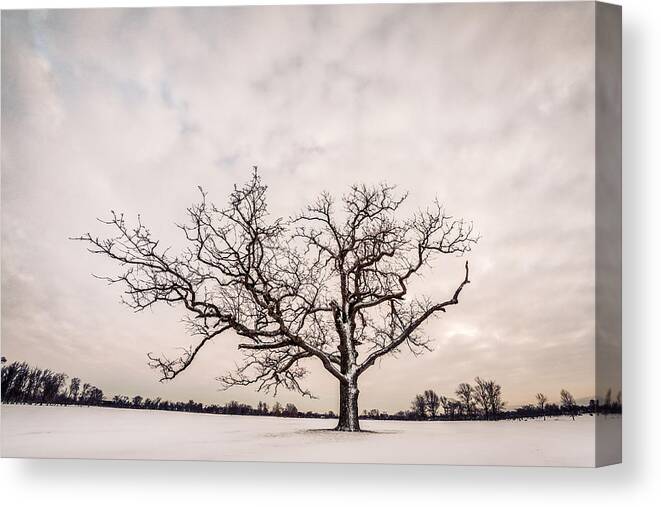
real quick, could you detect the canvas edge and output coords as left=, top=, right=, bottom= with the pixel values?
left=594, top=0, right=622, bottom=468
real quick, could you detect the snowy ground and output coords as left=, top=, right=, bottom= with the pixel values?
left=1, top=405, right=617, bottom=466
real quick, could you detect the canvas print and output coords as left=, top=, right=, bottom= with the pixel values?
left=1, top=2, right=621, bottom=466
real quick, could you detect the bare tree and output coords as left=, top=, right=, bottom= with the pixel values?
left=423, top=389, right=441, bottom=418
left=536, top=393, right=548, bottom=420
left=439, top=395, right=448, bottom=414
left=257, top=400, right=269, bottom=415
left=283, top=403, right=299, bottom=417
left=40, top=371, right=67, bottom=405
left=68, top=377, right=81, bottom=404
left=473, top=377, right=490, bottom=419
left=486, top=380, right=504, bottom=418
left=112, top=394, right=130, bottom=407
left=366, top=408, right=381, bottom=418
left=455, top=382, right=475, bottom=418
left=74, top=170, right=476, bottom=431
left=438, top=394, right=464, bottom=419
left=439, top=395, right=457, bottom=418
left=560, top=389, right=576, bottom=420
left=473, top=377, right=504, bottom=420
left=411, top=394, right=427, bottom=419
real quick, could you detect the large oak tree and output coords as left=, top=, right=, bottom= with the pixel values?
left=75, top=170, right=477, bottom=431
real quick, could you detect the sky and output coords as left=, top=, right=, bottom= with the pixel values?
left=1, top=2, right=602, bottom=413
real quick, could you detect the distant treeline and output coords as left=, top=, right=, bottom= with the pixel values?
left=1, top=360, right=104, bottom=406
left=1, top=358, right=621, bottom=421
left=362, top=378, right=622, bottom=421
left=0, top=359, right=334, bottom=418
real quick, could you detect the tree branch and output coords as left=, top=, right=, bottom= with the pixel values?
left=356, top=261, right=471, bottom=375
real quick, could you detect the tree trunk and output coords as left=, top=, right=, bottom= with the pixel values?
left=335, top=378, right=360, bottom=432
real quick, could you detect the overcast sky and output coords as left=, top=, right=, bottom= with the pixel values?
left=1, top=3, right=600, bottom=413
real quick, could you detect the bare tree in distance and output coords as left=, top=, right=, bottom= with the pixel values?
left=473, top=377, right=504, bottom=420
left=536, top=393, right=548, bottom=421
left=486, top=380, right=504, bottom=417
left=424, top=389, right=441, bottom=419
left=455, top=382, right=475, bottom=418
left=473, top=377, right=491, bottom=419
left=271, top=401, right=283, bottom=416
left=560, top=389, right=576, bottom=420
left=73, top=169, right=477, bottom=431
left=68, top=377, right=81, bottom=404
left=439, top=395, right=452, bottom=417
left=411, top=394, right=427, bottom=419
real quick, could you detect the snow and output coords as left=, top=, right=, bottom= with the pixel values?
left=1, top=405, right=617, bottom=466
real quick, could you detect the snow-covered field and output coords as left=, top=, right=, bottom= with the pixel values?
left=1, top=405, right=615, bottom=466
